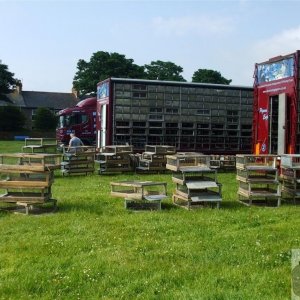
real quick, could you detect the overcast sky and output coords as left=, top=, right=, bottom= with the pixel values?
left=1, top=0, right=300, bottom=93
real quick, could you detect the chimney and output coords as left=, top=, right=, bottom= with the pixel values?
left=15, top=80, right=22, bottom=94
left=72, top=87, right=78, bottom=98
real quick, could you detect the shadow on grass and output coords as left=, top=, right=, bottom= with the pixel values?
left=161, top=202, right=180, bottom=210
left=221, top=200, right=245, bottom=210
left=56, top=200, right=113, bottom=215
left=281, top=197, right=300, bottom=206
left=162, top=200, right=245, bottom=211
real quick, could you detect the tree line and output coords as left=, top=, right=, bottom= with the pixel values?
left=72, top=51, right=232, bottom=97
left=0, top=51, right=232, bottom=131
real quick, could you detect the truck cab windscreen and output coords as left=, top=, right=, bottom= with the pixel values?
left=59, top=114, right=88, bottom=128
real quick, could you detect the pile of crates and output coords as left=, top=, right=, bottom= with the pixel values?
left=61, top=146, right=96, bottom=176
left=95, top=145, right=133, bottom=174
left=0, top=153, right=61, bottom=214
left=166, top=153, right=222, bottom=209
left=280, top=154, right=300, bottom=203
left=136, top=145, right=176, bottom=173
left=236, top=154, right=281, bottom=206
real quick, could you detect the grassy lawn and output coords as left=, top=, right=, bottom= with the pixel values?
left=0, top=141, right=299, bottom=299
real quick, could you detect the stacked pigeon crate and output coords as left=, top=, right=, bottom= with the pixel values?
left=280, top=154, right=300, bottom=203
left=137, top=145, right=176, bottom=173
left=61, top=146, right=96, bottom=176
left=166, top=152, right=222, bottom=209
left=236, top=154, right=280, bottom=206
left=209, top=155, right=236, bottom=171
left=0, top=153, right=61, bottom=214
left=95, top=145, right=133, bottom=174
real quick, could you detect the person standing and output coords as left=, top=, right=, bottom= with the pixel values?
left=67, top=133, right=84, bottom=152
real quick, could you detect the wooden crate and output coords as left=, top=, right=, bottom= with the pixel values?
left=0, top=153, right=58, bottom=214
left=236, top=154, right=278, bottom=170
left=0, top=153, right=61, bottom=171
left=0, top=170, right=54, bottom=189
left=136, top=145, right=176, bottom=173
left=144, top=145, right=176, bottom=155
left=61, top=147, right=95, bottom=175
left=95, top=145, right=133, bottom=174
left=281, top=180, right=300, bottom=200
left=210, top=155, right=236, bottom=170
left=172, top=192, right=221, bottom=209
left=166, top=153, right=209, bottom=172
left=172, top=167, right=216, bottom=185
left=170, top=166, right=222, bottom=210
left=0, top=189, right=52, bottom=203
left=220, top=155, right=236, bottom=170
left=281, top=154, right=300, bottom=169
left=110, top=180, right=167, bottom=210
left=280, top=156, right=300, bottom=204
left=236, top=155, right=281, bottom=206
left=236, top=168, right=278, bottom=183
left=101, top=145, right=133, bottom=154
left=209, top=155, right=221, bottom=169
left=137, top=153, right=167, bottom=172
left=22, top=138, right=58, bottom=153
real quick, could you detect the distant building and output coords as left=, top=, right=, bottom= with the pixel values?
left=0, top=82, right=78, bottom=129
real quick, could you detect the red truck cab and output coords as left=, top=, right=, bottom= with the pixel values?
left=56, top=97, right=97, bottom=145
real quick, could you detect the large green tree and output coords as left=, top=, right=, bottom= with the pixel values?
left=0, top=62, right=16, bottom=97
left=0, top=106, right=25, bottom=131
left=192, top=69, right=232, bottom=85
left=33, top=107, right=57, bottom=131
left=73, top=51, right=146, bottom=96
left=144, top=60, right=186, bottom=81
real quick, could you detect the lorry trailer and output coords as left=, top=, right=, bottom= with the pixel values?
left=96, top=78, right=253, bottom=154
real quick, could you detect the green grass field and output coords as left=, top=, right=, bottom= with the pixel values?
left=0, top=141, right=299, bottom=299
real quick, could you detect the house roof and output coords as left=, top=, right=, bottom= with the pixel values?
left=22, top=91, right=78, bottom=109
left=6, top=92, right=26, bottom=106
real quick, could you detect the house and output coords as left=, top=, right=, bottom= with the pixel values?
left=0, top=82, right=79, bottom=129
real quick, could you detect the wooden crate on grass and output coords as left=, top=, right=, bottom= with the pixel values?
left=95, top=145, right=133, bottom=174
left=110, top=180, right=167, bottom=210
left=280, top=154, right=300, bottom=204
left=171, top=166, right=222, bottom=209
left=137, top=145, right=176, bottom=173
left=61, top=146, right=96, bottom=175
left=0, top=153, right=60, bottom=214
left=236, top=154, right=281, bottom=207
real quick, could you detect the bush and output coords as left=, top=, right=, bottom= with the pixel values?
left=34, top=107, right=58, bottom=131
left=0, top=105, right=25, bottom=131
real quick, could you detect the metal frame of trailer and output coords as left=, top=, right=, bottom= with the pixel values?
left=96, top=78, right=253, bottom=154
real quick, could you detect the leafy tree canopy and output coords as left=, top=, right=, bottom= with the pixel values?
left=73, top=51, right=146, bottom=96
left=144, top=60, right=186, bottom=82
left=34, top=107, right=57, bottom=131
left=192, top=69, right=232, bottom=85
left=0, top=62, right=17, bottom=97
left=0, top=105, right=25, bottom=131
